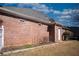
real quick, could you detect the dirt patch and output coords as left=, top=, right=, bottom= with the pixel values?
left=2, top=40, right=79, bottom=56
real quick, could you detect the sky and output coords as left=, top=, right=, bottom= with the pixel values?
left=0, top=3, right=79, bottom=27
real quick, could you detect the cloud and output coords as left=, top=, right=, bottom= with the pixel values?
left=31, top=3, right=51, bottom=14
left=59, top=15, right=71, bottom=19
left=53, top=10, right=61, bottom=14
left=54, top=9, right=79, bottom=20
left=62, top=9, right=72, bottom=15
left=17, top=3, right=33, bottom=8
left=62, top=9, right=79, bottom=15
left=52, top=9, right=79, bottom=15
left=72, top=9, right=79, bottom=14
left=53, top=9, right=79, bottom=27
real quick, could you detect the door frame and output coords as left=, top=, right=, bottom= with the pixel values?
left=0, top=25, right=4, bottom=50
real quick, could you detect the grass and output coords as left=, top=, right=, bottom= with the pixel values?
left=3, top=40, right=79, bottom=56
left=22, top=44, right=33, bottom=48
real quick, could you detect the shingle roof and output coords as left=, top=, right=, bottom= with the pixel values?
left=0, top=7, right=53, bottom=25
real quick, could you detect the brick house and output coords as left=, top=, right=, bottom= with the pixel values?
left=54, top=23, right=73, bottom=41
left=0, top=7, right=71, bottom=50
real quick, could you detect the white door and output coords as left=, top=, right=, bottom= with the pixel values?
left=0, top=26, right=4, bottom=50
left=0, top=29, right=2, bottom=49
left=58, top=29, right=61, bottom=40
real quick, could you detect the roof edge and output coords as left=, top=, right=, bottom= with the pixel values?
left=0, top=7, right=51, bottom=25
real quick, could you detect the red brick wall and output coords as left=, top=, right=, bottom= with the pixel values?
left=0, top=14, right=49, bottom=48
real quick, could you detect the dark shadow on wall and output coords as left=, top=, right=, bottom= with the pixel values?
left=48, top=25, right=55, bottom=42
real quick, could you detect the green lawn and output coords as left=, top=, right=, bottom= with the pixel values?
left=3, top=40, right=79, bottom=56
